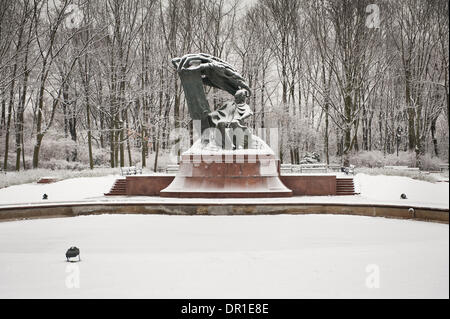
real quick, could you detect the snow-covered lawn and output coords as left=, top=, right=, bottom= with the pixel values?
left=0, top=173, right=447, bottom=209
left=0, top=175, right=119, bottom=204
left=0, top=214, right=447, bottom=298
left=353, top=173, right=449, bottom=209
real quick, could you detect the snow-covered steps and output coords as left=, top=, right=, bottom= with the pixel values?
left=105, top=179, right=127, bottom=196
left=336, top=178, right=357, bottom=196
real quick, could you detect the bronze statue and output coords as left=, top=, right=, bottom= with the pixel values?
left=172, top=53, right=253, bottom=150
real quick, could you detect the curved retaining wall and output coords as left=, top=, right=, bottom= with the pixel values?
left=0, top=202, right=447, bottom=223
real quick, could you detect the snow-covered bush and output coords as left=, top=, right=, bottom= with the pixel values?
left=146, top=150, right=174, bottom=172
left=42, top=159, right=88, bottom=170
left=17, top=156, right=88, bottom=171
left=349, top=151, right=385, bottom=167
left=349, top=150, right=446, bottom=171
left=130, top=150, right=143, bottom=167
left=349, top=151, right=418, bottom=168
left=35, top=132, right=78, bottom=162
left=418, top=153, right=446, bottom=171
left=77, top=145, right=110, bottom=166
left=355, top=167, right=438, bottom=183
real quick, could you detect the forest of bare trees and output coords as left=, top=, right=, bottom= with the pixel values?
left=0, top=0, right=448, bottom=171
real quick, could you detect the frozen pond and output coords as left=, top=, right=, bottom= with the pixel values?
left=0, top=214, right=448, bottom=298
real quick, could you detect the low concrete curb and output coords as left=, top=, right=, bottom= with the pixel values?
left=0, top=202, right=447, bottom=223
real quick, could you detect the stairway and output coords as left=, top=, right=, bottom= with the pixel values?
left=336, top=178, right=357, bottom=196
left=105, top=179, right=127, bottom=196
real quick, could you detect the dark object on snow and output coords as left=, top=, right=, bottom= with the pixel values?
left=42, top=194, right=48, bottom=200
left=66, top=247, right=80, bottom=262
left=400, top=193, right=407, bottom=199
left=341, top=166, right=355, bottom=175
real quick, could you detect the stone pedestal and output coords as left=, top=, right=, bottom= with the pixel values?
left=160, top=141, right=292, bottom=198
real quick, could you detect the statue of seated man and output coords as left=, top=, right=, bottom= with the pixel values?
left=171, top=53, right=256, bottom=150
left=208, top=89, right=253, bottom=150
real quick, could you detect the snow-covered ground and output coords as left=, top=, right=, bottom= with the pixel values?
left=0, top=173, right=447, bottom=209
left=353, top=173, right=449, bottom=209
left=0, top=175, right=119, bottom=204
left=0, top=214, right=447, bottom=298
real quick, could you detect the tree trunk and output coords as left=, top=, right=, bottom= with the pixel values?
left=15, top=47, right=30, bottom=170
left=119, top=116, right=124, bottom=167
left=3, top=45, right=20, bottom=169
left=343, top=88, right=352, bottom=157
left=86, top=102, right=94, bottom=169
left=3, top=72, right=16, bottom=170
left=325, top=105, right=329, bottom=164
left=430, top=118, right=438, bottom=157
left=125, top=110, right=132, bottom=166
left=153, top=139, right=160, bottom=172
left=0, top=89, right=5, bottom=135
left=32, top=133, right=44, bottom=169
left=109, top=115, right=115, bottom=168
left=405, top=72, right=416, bottom=150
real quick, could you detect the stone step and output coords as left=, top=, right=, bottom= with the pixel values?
left=105, top=179, right=127, bottom=196
left=336, top=178, right=356, bottom=195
